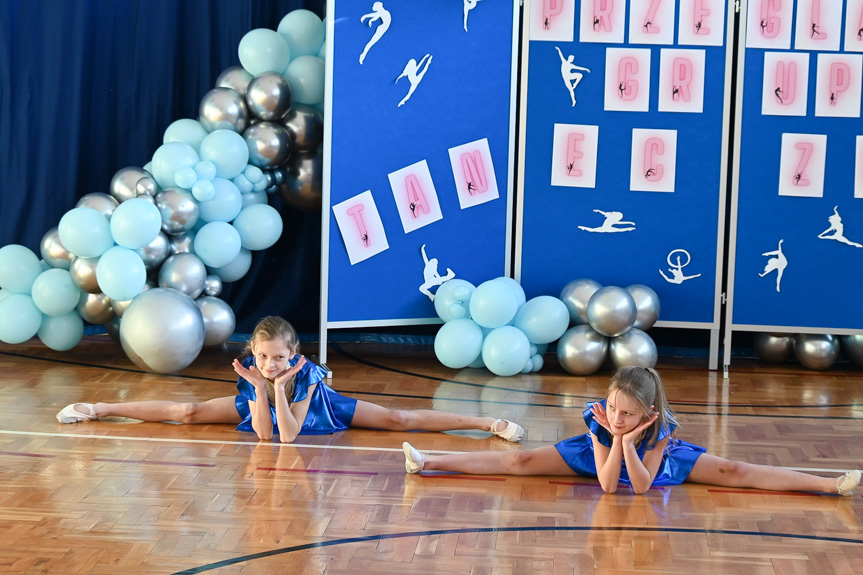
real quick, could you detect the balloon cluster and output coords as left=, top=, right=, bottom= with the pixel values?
left=433, top=277, right=570, bottom=377
left=557, top=279, right=661, bottom=375
left=0, top=9, right=327, bottom=373
left=753, top=332, right=863, bottom=371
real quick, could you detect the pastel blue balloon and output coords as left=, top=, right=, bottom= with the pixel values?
left=233, top=173, right=253, bottom=193
left=277, top=9, right=325, bottom=57
left=192, top=180, right=216, bottom=202
left=38, top=310, right=84, bottom=351
left=198, top=178, right=243, bottom=223
left=163, top=119, right=209, bottom=151
left=96, top=246, right=147, bottom=301
left=317, top=39, right=326, bottom=60
left=31, top=268, right=81, bottom=316
left=194, top=222, right=242, bottom=268
left=199, top=130, right=249, bottom=179
left=58, top=207, right=114, bottom=258
left=469, top=279, right=518, bottom=329
left=110, top=197, right=163, bottom=249
left=174, top=167, right=198, bottom=189
left=150, top=142, right=200, bottom=189
left=207, top=247, right=251, bottom=282
left=0, top=244, right=43, bottom=294
left=433, top=279, right=476, bottom=322
left=284, top=56, right=325, bottom=105
left=232, top=204, right=283, bottom=250
left=495, top=277, right=527, bottom=308
left=244, top=165, right=264, bottom=183
left=0, top=293, right=43, bottom=344
left=238, top=28, right=291, bottom=76
left=530, top=353, right=544, bottom=372
left=195, top=160, right=217, bottom=181
left=242, top=190, right=268, bottom=208
left=513, top=295, right=570, bottom=344
left=481, top=326, right=531, bottom=377
left=448, top=303, right=466, bottom=320
left=434, top=318, right=483, bottom=369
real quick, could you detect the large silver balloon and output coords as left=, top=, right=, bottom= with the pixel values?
left=40, top=227, right=73, bottom=270
left=244, top=121, right=292, bottom=168
left=168, top=231, right=196, bottom=255
left=557, top=325, right=608, bottom=376
left=215, top=66, right=253, bottom=95
left=111, top=282, right=154, bottom=317
left=155, top=187, right=199, bottom=234
left=609, top=328, right=657, bottom=368
left=69, top=256, right=102, bottom=293
left=119, top=288, right=205, bottom=373
left=76, top=193, right=119, bottom=218
left=134, top=232, right=171, bottom=271
left=246, top=72, right=293, bottom=121
left=195, top=296, right=236, bottom=346
left=110, top=166, right=150, bottom=203
left=199, top=87, right=249, bottom=133
left=278, top=148, right=322, bottom=211
left=559, top=278, right=602, bottom=325
left=753, top=333, right=793, bottom=364
left=203, top=274, right=223, bottom=297
left=587, top=286, right=637, bottom=337
left=625, top=284, right=660, bottom=331
left=77, top=292, right=115, bottom=324
left=840, top=334, right=863, bottom=367
left=793, top=334, right=839, bottom=370
left=281, top=103, right=323, bottom=151
left=158, top=253, right=207, bottom=299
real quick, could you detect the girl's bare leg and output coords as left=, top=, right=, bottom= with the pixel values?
left=66, top=396, right=241, bottom=424
left=419, top=445, right=574, bottom=476
left=350, top=400, right=513, bottom=434
left=687, top=453, right=842, bottom=494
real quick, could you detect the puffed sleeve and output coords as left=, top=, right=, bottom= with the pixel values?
left=288, top=356, right=328, bottom=404
left=582, top=400, right=613, bottom=448
left=235, top=356, right=260, bottom=401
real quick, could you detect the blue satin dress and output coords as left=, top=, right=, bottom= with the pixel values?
left=554, top=399, right=705, bottom=486
left=234, top=355, right=357, bottom=435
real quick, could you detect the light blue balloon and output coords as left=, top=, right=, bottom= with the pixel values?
left=233, top=173, right=253, bottom=193
left=150, top=142, right=200, bottom=189
left=198, top=178, right=243, bottom=223
left=469, top=279, right=519, bottom=329
left=277, top=9, right=325, bottom=57
left=207, top=248, right=252, bottom=282
left=434, top=318, right=483, bottom=369
left=241, top=190, right=268, bottom=208
left=194, top=222, right=242, bottom=268
left=433, top=279, right=476, bottom=322
left=174, top=167, right=198, bottom=189
left=0, top=293, right=43, bottom=344
left=96, top=246, right=147, bottom=301
left=199, top=130, right=249, bottom=180
left=317, top=39, right=326, bottom=59
left=238, top=28, right=291, bottom=76
left=163, top=119, right=209, bottom=151
left=481, top=326, right=530, bottom=377
left=284, top=56, right=325, bottom=105
left=0, top=244, right=43, bottom=294
left=494, top=277, right=527, bottom=308
left=192, top=180, right=216, bottom=202
left=110, top=197, right=163, bottom=249
left=530, top=353, right=544, bottom=372
left=31, top=268, right=80, bottom=316
left=195, top=160, right=217, bottom=181
left=232, top=204, right=283, bottom=250
left=58, top=207, right=114, bottom=258
left=244, top=165, right=264, bottom=183
left=38, top=310, right=84, bottom=351
left=513, top=295, right=570, bottom=344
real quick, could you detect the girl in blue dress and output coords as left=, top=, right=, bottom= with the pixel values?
left=57, top=316, right=525, bottom=444
left=404, top=366, right=861, bottom=496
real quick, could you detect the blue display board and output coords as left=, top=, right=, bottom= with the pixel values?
left=727, top=0, right=863, bottom=348
left=321, top=1, right=519, bottom=360
left=516, top=0, right=732, bottom=346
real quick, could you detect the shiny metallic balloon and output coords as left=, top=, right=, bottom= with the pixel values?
left=134, top=232, right=171, bottom=271
left=76, top=193, right=119, bottom=218
left=69, top=256, right=102, bottom=293
left=168, top=231, right=196, bottom=255
left=559, top=278, right=602, bottom=325
left=587, top=286, right=637, bottom=337
left=110, top=166, right=150, bottom=203
left=158, top=253, right=207, bottom=299
left=609, top=328, right=657, bottom=368
left=215, top=65, right=253, bottom=96
left=557, top=325, right=608, bottom=376
left=105, top=316, right=122, bottom=344
left=281, top=103, right=323, bottom=151
left=625, top=284, right=661, bottom=331
left=199, top=87, right=249, bottom=133
left=195, top=296, right=236, bottom=346
left=155, top=187, right=199, bottom=234
left=40, top=227, right=74, bottom=270
left=77, top=292, right=116, bottom=324
left=136, top=176, right=160, bottom=197
left=244, top=121, right=292, bottom=168
left=752, top=333, right=793, bottom=364
left=278, top=148, right=322, bottom=211
left=245, top=72, right=293, bottom=121
left=793, top=334, right=839, bottom=370
left=840, top=334, right=863, bottom=367
left=203, top=274, right=223, bottom=297
left=111, top=282, right=154, bottom=317
left=119, top=288, right=205, bottom=373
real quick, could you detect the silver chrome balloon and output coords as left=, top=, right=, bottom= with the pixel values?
left=559, top=278, right=602, bottom=325
left=586, top=286, right=637, bottom=337
left=110, top=166, right=150, bottom=203
left=195, top=296, right=236, bottom=346
left=278, top=148, right=322, bottom=211
left=168, top=231, right=196, bottom=255
left=609, top=328, right=657, bottom=368
left=135, top=176, right=160, bottom=197
left=111, top=282, right=154, bottom=317
left=557, top=325, right=608, bottom=376
left=77, top=292, right=116, bottom=324
left=158, top=253, right=208, bottom=299
left=40, top=227, right=74, bottom=270
left=134, top=232, right=171, bottom=271
left=625, top=284, right=661, bottom=331
left=281, top=103, right=323, bottom=151
left=244, top=121, right=292, bottom=168
left=840, top=334, right=863, bottom=367
left=215, top=66, right=253, bottom=96
left=203, top=274, right=223, bottom=297
left=753, top=333, right=793, bottom=364
left=155, top=187, right=200, bottom=234
left=199, top=87, right=249, bottom=133
left=793, top=334, right=839, bottom=370
left=105, top=316, right=122, bottom=344
left=246, top=72, right=293, bottom=121
left=76, top=193, right=119, bottom=218
left=69, top=256, right=102, bottom=293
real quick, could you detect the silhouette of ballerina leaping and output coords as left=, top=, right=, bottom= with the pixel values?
left=818, top=206, right=863, bottom=248
left=419, top=244, right=456, bottom=301
left=359, top=2, right=391, bottom=65
left=577, top=209, right=636, bottom=233
left=396, top=54, right=433, bottom=107
left=555, top=46, right=590, bottom=107
left=463, top=0, right=481, bottom=32
left=759, top=239, right=787, bottom=292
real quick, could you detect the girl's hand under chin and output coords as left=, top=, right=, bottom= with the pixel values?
left=622, top=410, right=659, bottom=444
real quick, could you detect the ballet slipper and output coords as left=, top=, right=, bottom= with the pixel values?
left=403, top=442, right=424, bottom=474
left=491, top=419, right=525, bottom=442
left=837, top=470, right=861, bottom=496
left=56, top=403, right=98, bottom=424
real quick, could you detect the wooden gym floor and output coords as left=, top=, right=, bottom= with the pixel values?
left=0, top=335, right=861, bottom=574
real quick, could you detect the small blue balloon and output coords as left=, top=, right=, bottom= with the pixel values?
left=58, top=208, right=114, bottom=259
left=434, top=318, right=483, bottom=369
left=31, top=269, right=80, bottom=316
left=195, top=222, right=242, bottom=268
left=150, top=142, right=200, bottom=189
left=284, top=56, right=325, bottom=105
left=494, top=277, right=527, bottom=308
left=192, top=180, right=216, bottom=202
left=241, top=190, right=268, bottom=207
left=530, top=353, right=544, bottom=372
left=195, top=161, right=217, bottom=181
left=0, top=293, right=43, bottom=344
left=110, top=197, right=163, bottom=249
left=481, top=326, right=531, bottom=377
left=38, top=310, right=84, bottom=351
left=199, top=130, right=249, bottom=180
left=232, top=204, right=283, bottom=250
left=198, top=178, right=243, bottom=223
left=433, top=279, right=476, bottom=322
left=174, top=167, right=198, bottom=189
left=233, top=173, right=253, bottom=193
left=0, top=244, right=43, bottom=294
left=163, top=119, right=209, bottom=151
left=244, top=165, right=264, bottom=183
left=96, top=246, right=147, bottom=301
left=206, top=247, right=252, bottom=282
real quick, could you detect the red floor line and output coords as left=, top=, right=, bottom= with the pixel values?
left=257, top=466, right=378, bottom=476
left=0, top=451, right=55, bottom=458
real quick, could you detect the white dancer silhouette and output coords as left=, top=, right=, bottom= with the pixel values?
left=659, top=249, right=701, bottom=284
left=759, top=239, right=787, bottom=292
left=555, top=46, right=590, bottom=107
left=419, top=244, right=455, bottom=301
left=396, top=54, right=433, bottom=107
left=359, top=2, right=391, bottom=65
left=464, top=0, right=481, bottom=32
left=817, top=206, right=862, bottom=248
left=578, top=209, right=636, bottom=233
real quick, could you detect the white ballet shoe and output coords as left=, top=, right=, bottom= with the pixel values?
left=56, top=403, right=98, bottom=424
left=491, top=419, right=525, bottom=442
left=403, top=442, right=424, bottom=474
left=837, top=470, right=861, bottom=496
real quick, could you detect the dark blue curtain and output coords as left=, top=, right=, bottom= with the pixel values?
left=0, top=0, right=325, bottom=333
